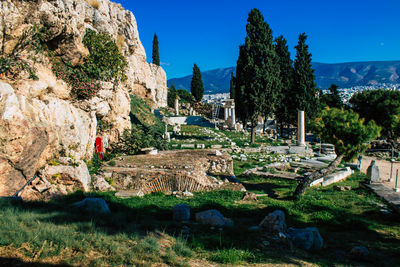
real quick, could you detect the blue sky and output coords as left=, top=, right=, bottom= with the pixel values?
left=113, top=0, right=400, bottom=79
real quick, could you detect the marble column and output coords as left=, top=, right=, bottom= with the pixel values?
left=297, top=110, right=305, bottom=146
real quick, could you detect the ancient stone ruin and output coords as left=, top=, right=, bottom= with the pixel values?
left=100, top=149, right=241, bottom=195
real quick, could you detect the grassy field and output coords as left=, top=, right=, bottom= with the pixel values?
left=0, top=170, right=399, bottom=266
left=169, top=125, right=287, bottom=149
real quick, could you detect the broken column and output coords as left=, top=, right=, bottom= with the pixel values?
left=297, top=110, right=305, bottom=146
left=175, top=97, right=179, bottom=116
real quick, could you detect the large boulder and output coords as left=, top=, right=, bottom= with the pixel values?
left=195, top=209, right=233, bottom=227
left=259, top=210, right=287, bottom=233
left=75, top=198, right=111, bottom=214
left=287, top=227, right=324, bottom=251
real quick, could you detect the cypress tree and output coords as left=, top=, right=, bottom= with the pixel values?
left=229, top=72, right=236, bottom=99
left=235, top=8, right=280, bottom=143
left=190, top=64, right=204, bottom=102
left=152, top=33, right=160, bottom=66
left=274, top=35, right=294, bottom=134
left=292, top=33, right=318, bottom=119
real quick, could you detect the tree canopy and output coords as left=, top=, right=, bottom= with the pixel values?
left=190, top=64, right=204, bottom=102
left=349, top=89, right=400, bottom=142
left=274, top=35, right=294, bottom=130
left=294, top=107, right=381, bottom=198
left=167, top=84, right=177, bottom=108
left=292, top=33, right=319, bottom=119
left=230, top=72, right=236, bottom=99
left=319, top=84, right=343, bottom=109
left=311, top=107, right=381, bottom=161
left=235, top=8, right=280, bottom=142
left=152, top=33, right=160, bottom=66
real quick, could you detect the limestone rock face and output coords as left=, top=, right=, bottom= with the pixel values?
left=0, top=0, right=168, bottom=197
left=0, top=82, right=96, bottom=196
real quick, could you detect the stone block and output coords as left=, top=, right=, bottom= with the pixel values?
left=367, top=160, right=380, bottom=183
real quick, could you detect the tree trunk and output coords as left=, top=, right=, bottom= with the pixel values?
left=251, top=127, right=256, bottom=144
left=293, top=154, right=345, bottom=199
left=263, top=116, right=267, bottom=133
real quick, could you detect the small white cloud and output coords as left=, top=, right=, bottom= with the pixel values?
left=161, top=62, right=170, bottom=66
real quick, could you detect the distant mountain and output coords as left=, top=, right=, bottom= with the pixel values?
left=167, top=60, right=400, bottom=93
left=168, top=67, right=236, bottom=94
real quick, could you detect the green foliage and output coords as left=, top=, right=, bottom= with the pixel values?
left=311, top=107, right=381, bottom=160
left=319, top=84, right=343, bottom=109
left=235, top=8, right=281, bottom=131
left=208, top=248, right=255, bottom=264
left=190, top=64, right=204, bottom=102
left=111, top=94, right=167, bottom=155
left=152, top=33, right=160, bottom=66
left=229, top=72, right=235, bottom=99
left=0, top=171, right=399, bottom=266
left=112, top=125, right=167, bottom=155
left=274, top=35, right=294, bottom=129
left=293, top=33, right=319, bottom=120
left=51, top=29, right=127, bottom=99
left=349, top=89, right=400, bottom=140
left=167, top=84, right=177, bottom=108
left=167, top=86, right=192, bottom=108
left=82, top=29, right=127, bottom=83
left=0, top=24, right=48, bottom=80
left=177, top=89, right=194, bottom=103
left=51, top=59, right=101, bottom=99
left=86, top=153, right=102, bottom=175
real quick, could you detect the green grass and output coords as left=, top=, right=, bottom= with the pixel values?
left=169, top=125, right=290, bottom=149
left=0, top=171, right=399, bottom=266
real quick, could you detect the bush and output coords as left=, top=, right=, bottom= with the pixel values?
left=50, top=29, right=127, bottom=99
left=82, top=29, right=127, bottom=83
left=111, top=125, right=167, bottom=155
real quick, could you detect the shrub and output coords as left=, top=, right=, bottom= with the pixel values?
left=51, top=29, right=126, bottom=99
left=111, top=125, right=167, bottom=155
left=82, top=29, right=127, bottom=83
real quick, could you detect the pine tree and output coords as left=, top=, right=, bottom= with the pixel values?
left=319, top=83, right=343, bottom=109
left=152, top=33, right=160, bottom=66
left=292, top=33, right=318, bottom=119
left=235, top=8, right=280, bottom=143
left=229, top=72, right=236, bottom=99
left=274, top=35, right=294, bottom=134
left=190, top=64, right=204, bottom=102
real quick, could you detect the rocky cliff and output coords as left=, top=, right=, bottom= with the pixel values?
left=0, top=0, right=168, bottom=198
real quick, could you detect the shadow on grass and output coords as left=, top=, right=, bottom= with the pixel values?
left=0, top=257, right=70, bottom=266
left=1, top=183, right=399, bottom=266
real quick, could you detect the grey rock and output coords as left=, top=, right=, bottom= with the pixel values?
left=195, top=209, right=232, bottom=227
left=75, top=198, right=110, bottom=214
left=287, top=227, right=324, bottom=251
left=173, top=204, right=190, bottom=222
left=259, top=210, right=287, bottom=233
left=367, top=160, right=380, bottom=183
left=115, top=189, right=144, bottom=198
left=350, top=246, right=370, bottom=257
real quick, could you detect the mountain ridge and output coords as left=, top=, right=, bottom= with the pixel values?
left=168, top=60, right=400, bottom=93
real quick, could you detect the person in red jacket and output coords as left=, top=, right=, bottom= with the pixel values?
left=95, top=136, right=104, bottom=160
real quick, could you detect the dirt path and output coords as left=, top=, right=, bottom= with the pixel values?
left=360, top=156, right=400, bottom=193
